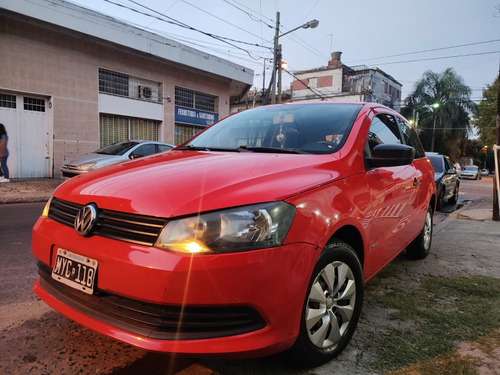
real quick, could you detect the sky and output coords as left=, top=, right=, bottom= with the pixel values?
left=68, top=0, right=500, bottom=102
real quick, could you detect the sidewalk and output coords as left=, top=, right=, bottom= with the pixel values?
left=0, top=178, right=64, bottom=204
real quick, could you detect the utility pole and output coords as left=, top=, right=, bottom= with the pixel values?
left=493, top=62, right=500, bottom=221
left=270, top=11, right=280, bottom=105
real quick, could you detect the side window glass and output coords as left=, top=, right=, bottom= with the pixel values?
left=133, top=144, right=156, bottom=157
left=396, top=117, right=425, bottom=158
left=158, top=144, right=173, bottom=152
left=365, top=114, right=402, bottom=156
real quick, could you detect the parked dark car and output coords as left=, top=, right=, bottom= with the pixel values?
left=426, top=152, right=460, bottom=211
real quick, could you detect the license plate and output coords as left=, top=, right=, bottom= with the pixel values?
left=51, top=249, right=98, bottom=295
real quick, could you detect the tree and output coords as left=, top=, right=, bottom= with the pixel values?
left=403, top=68, right=477, bottom=158
left=473, top=74, right=499, bottom=147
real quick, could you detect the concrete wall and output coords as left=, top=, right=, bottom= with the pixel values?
left=0, top=13, right=232, bottom=176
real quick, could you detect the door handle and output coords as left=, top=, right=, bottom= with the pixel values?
left=413, top=178, right=419, bottom=187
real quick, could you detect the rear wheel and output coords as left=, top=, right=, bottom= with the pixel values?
left=290, top=241, right=363, bottom=367
left=406, top=205, right=433, bottom=259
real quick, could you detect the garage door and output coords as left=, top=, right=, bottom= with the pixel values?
left=0, top=93, right=51, bottom=178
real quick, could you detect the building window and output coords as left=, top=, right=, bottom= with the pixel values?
left=175, top=124, right=204, bottom=145
left=24, top=97, right=45, bottom=112
left=175, top=87, right=217, bottom=112
left=307, top=78, right=318, bottom=89
left=98, top=68, right=163, bottom=103
left=0, top=94, right=16, bottom=108
left=99, top=114, right=159, bottom=147
left=99, top=69, right=129, bottom=96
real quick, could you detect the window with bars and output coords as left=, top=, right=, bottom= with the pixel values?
left=99, top=114, right=159, bottom=148
left=0, top=94, right=16, bottom=108
left=175, top=87, right=217, bottom=112
left=175, top=124, right=204, bottom=145
left=98, top=68, right=162, bottom=103
left=24, top=97, right=45, bottom=112
left=99, top=69, right=129, bottom=96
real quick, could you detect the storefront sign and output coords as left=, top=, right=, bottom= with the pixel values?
left=175, top=106, right=219, bottom=126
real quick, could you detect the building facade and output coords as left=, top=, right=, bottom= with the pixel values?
left=0, top=0, right=253, bottom=178
left=291, top=52, right=402, bottom=111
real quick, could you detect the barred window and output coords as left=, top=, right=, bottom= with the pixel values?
left=175, top=87, right=217, bottom=112
left=24, top=97, right=45, bottom=112
left=175, top=124, right=204, bottom=145
left=0, top=94, right=16, bottom=108
left=99, top=69, right=129, bottom=96
left=99, top=114, right=159, bottom=148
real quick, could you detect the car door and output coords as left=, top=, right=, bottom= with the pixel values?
left=363, top=112, right=421, bottom=271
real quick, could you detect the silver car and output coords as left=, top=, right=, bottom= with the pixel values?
left=61, top=140, right=174, bottom=177
left=460, top=165, right=481, bottom=180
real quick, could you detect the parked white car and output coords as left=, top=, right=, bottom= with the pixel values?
left=61, top=140, right=174, bottom=177
left=460, top=165, right=481, bottom=180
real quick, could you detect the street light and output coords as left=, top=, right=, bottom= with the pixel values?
left=268, top=12, right=319, bottom=104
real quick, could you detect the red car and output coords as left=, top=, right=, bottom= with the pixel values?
left=32, top=103, right=436, bottom=366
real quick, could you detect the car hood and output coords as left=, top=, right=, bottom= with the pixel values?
left=63, top=153, right=125, bottom=166
left=54, top=150, right=349, bottom=217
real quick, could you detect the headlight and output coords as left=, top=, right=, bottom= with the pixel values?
left=77, top=162, right=97, bottom=171
left=41, top=196, right=53, bottom=218
left=154, top=202, right=296, bottom=254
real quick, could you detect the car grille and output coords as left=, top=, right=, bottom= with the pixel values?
left=48, top=197, right=167, bottom=246
left=38, top=262, right=266, bottom=340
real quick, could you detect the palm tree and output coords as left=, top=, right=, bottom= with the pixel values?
left=404, top=68, right=477, bottom=154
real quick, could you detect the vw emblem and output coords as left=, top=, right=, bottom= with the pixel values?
left=74, top=204, right=97, bottom=236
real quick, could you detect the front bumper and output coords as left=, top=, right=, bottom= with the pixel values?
left=32, top=216, right=318, bottom=356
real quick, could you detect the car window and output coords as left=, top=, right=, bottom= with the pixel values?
left=365, top=114, right=402, bottom=157
left=396, top=117, right=425, bottom=159
left=96, top=141, right=138, bottom=155
left=185, top=104, right=363, bottom=154
left=133, top=144, right=156, bottom=157
left=158, top=144, right=173, bottom=152
left=444, top=157, right=453, bottom=171
left=427, top=155, right=444, bottom=173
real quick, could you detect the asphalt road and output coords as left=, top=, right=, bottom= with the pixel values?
left=0, top=177, right=495, bottom=375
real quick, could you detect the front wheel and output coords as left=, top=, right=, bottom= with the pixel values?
left=290, top=241, right=364, bottom=367
left=448, top=183, right=459, bottom=204
left=406, top=205, right=433, bottom=259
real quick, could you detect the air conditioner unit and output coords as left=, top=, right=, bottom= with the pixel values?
left=138, top=85, right=152, bottom=99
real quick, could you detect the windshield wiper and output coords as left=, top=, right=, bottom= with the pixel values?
left=178, top=145, right=239, bottom=152
left=237, top=145, right=304, bottom=154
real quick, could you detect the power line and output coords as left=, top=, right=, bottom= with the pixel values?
left=346, top=39, right=500, bottom=64
left=371, top=51, right=500, bottom=67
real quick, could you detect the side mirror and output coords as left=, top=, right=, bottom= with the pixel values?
left=446, top=169, right=457, bottom=175
left=367, top=144, right=415, bottom=168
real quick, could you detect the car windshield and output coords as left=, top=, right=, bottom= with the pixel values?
left=183, top=104, right=363, bottom=155
left=427, top=156, right=444, bottom=173
left=96, top=141, right=139, bottom=155
left=464, top=166, right=477, bottom=171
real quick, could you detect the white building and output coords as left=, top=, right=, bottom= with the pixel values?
left=292, top=52, right=402, bottom=111
left=0, top=0, right=253, bottom=178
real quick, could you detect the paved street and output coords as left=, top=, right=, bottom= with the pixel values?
left=0, top=177, right=498, bottom=374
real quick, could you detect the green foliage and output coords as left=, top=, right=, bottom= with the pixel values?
left=472, top=75, right=499, bottom=147
left=404, top=68, right=477, bottom=158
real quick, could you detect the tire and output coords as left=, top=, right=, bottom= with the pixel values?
left=290, top=241, right=364, bottom=367
left=436, top=188, right=444, bottom=211
left=448, top=183, right=459, bottom=204
left=406, top=205, right=433, bottom=259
